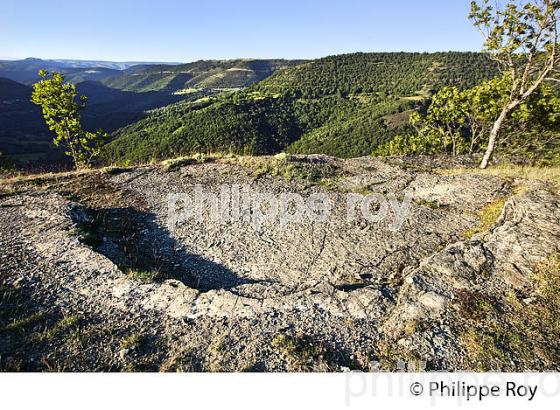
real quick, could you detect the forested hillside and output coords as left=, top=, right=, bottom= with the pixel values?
left=102, top=52, right=499, bottom=164
left=0, top=58, right=306, bottom=167
left=101, top=59, right=304, bottom=93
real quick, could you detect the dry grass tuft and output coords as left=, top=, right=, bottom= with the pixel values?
left=463, top=197, right=507, bottom=239
left=459, top=253, right=560, bottom=371
left=442, top=165, right=560, bottom=193
left=228, top=154, right=342, bottom=186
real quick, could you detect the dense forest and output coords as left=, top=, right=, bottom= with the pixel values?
left=101, top=52, right=500, bottom=164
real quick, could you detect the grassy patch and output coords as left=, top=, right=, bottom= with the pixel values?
left=376, top=338, right=423, bottom=370
left=204, top=335, right=257, bottom=372
left=269, top=333, right=349, bottom=371
left=120, top=333, right=144, bottom=350
left=35, top=316, right=79, bottom=342
left=3, top=312, right=47, bottom=333
left=403, top=319, right=432, bottom=337
left=458, top=253, right=560, bottom=371
left=0, top=168, right=145, bottom=212
left=231, top=155, right=342, bottom=186
left=125, top=268, right=161, bottom=283
left=346, top=186, right=376, bottom=196
left=161, top=153, right=224, bottom=172
left=160, top=349, right=200, bottom=372
left=460, top=330, right=507, bottom=370
left=66, top=323, right=114, bottom=350
left=462, top=197, right=507, bottom=239
left=442, top=165, right=560, bottom=193
left=204, top=336, right=230, bottom=372
left=413, top=198, right=444, bottom=210
left=0, top=183, right=16, bottom=197
left=161, top=157, right=197, bottom=172
left=271, top=334, right=325, bottom=368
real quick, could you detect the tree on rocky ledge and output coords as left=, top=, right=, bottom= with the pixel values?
left=31, top=70, right=107, bottom=170
left=469, top=0, right=559, bottom=168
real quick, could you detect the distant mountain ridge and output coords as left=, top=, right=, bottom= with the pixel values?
left=0, top=58, right=302, bottom=90
left=44, top=58, right=182, bottom=70
left=101, top=59, right=306, bottom=93
left=0, top=58, right=182, bottom=84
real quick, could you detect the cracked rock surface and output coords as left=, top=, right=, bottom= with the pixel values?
left=1, top=156, right=559, bottom=371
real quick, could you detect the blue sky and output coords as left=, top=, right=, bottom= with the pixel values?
left=1, top=0, right=485, bottom=62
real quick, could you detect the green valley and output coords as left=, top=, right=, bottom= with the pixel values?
left=102, top=52, right=500, bottom=164
left=0, top=58, right=302, bottom=167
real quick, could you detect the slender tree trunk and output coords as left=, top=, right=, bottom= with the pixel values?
left=469, top=129, right=478, bottom=155
left=480, top=106, right=511, bottom=169
left=69, top=139, right=79, bottom=170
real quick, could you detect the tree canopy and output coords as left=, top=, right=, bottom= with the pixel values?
left=31, top=70, right=107, bottom=169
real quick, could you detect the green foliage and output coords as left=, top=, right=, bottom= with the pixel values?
left=102, top=52, right=500, bottom=164
left=469, top=0, right=560, bottom=167
left=469, top=0, right=559, bottom=63
left=460, top=254, right=560, bottom=370
left=374, top=74, right=560, bottom=157
left=34, top=316, right=79, bottom=342
left=286, top=99, right=415, bottom=158
left=463, top=197, right=508, bottom=239
left=372, top=133, right=445, bottom=157
left=3, top=312, right=47, bottom=333
left=126, top=269, right=160, bottom=283
left=0, top=77, right=189, bottom=167
left=31, top=70, right=108, bottom=169
left=232, top=155, right=342, bottom=185
left=411, top=87, right=473, bottom=155
left=402, top=76, right=513, bottom=155
left=254, top=52, right=498, bottom=98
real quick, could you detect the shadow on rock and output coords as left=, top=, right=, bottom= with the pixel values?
left=69, top=205, right=250, bottom=291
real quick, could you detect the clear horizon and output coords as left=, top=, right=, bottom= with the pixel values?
left=1, top=0, right=485, bottom=62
